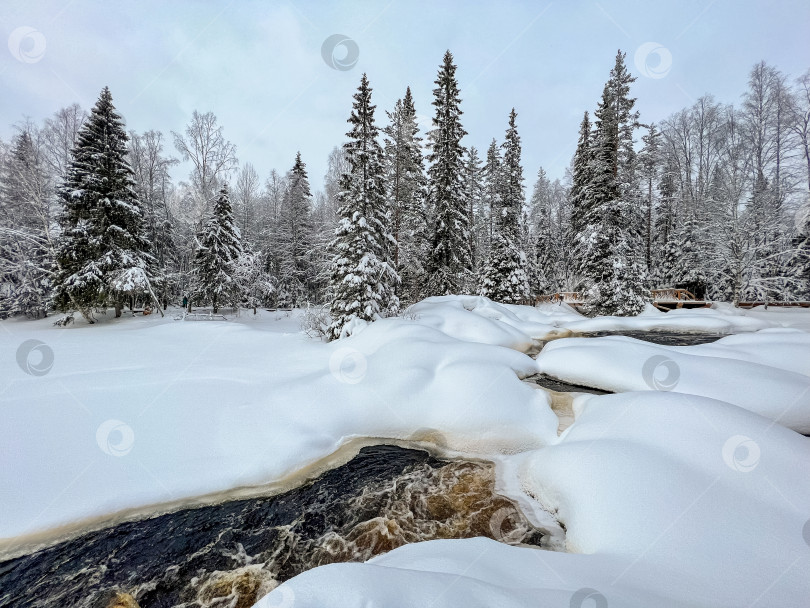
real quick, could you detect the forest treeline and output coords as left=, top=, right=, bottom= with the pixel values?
left=1, top=50, right=808, bottom=336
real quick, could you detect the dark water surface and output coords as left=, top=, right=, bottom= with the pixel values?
left=0, top=445, right=547, bottom=608
left=577, top=330, right=726, bottom=346
left=529, top=374, right=613, bottom=395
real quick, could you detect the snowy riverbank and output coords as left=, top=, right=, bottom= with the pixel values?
left=3, top=297, right=810, bottom=607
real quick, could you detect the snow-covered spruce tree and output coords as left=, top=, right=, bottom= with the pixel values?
left=668, top=213, right=707, bottom=298
left=549, top=178, right=575, bottom=290
left=579, top=52, right=650, bottom=316
left=638, top=123, right=661, bottom=271
left=53, top=87, right=159, bottom=321
left=528, top=168, right=554, bottom=295
left=0, top=129, right=54, bottom=318
left=651, top=163, right=679, bottom=285
left=462, top=146, right=485, bottom=273
left=383, top=87, right=428, bottom=304
left=481, top=139, right=502, bottom=258
left=192, top=184, right=242, bottom=313
left=479, top=109, right=530, bottom=304
left=276, top=152, right=316, bottom=306
left=327, top=74, right=400, bottom=341
left=569, top=111, right=592, bottom=280
left=426, top=50, right=470, bottom=295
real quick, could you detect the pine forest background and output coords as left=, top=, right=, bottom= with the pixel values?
left=2, top=50, right=810, bottom=338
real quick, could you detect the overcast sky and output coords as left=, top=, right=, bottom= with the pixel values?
left=2, top=0, right=809, bottom=192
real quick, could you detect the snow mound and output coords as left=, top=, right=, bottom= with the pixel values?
left=526, top=391, right=810, bottom=605
left=254, top=538, right=662, bottom=608
left=535, top=332, right=810, bottom=433
left=408, top=295, right=567, bottom=348
left=561, top=303, right=776, bottom=334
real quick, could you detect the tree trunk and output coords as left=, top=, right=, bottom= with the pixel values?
left=114, top=301, right=122, bottom=318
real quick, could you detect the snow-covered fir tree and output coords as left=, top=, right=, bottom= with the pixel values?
left=192, top=184, right=243, bottom=313
left=569, top=111, right=592, bottom=281
left=548, top=178, right=574, bottom=290
left=668, top=213, right=707, bottom=297
left=481, top=139, right=503, bottom=258
left=383, top=87, right=428, bottom=304
left=54, top=87, right=158, bottom=321
left=462, top=146, right=485, bottom=272
left=638, top=123, right=661, bottom=271
left=479, top=109, right=530, bottom=303
left=275, top=152, right=316, bottom=306
left=426, top=50, right=470, bottom=295
left=327, top=74, right=399, bottom=340
left=651, top=163, right=678, bottom=285
left=528, top=168, right=555, bottom=294
left=579, top=52, right=650, bottom=316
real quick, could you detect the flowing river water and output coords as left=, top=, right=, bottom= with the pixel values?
left=0, top=445, right=553, bottom=608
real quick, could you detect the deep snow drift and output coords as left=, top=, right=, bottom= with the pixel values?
left=3, top=296, right=810, bottom=607
left=535, top=329, right=810, bottom=433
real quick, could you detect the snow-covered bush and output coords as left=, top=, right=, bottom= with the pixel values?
left=300, top=304, right=331, bottom=340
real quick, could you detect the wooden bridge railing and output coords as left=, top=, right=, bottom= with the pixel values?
left=534, top=292, right=585, bottom=305
left=531, top=289, right=810, bottom=310
left=649, top=288, right=697, bottom=302
left=533, top=289, right=701, bottom=308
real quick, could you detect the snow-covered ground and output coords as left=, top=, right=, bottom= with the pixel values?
left=3, top=297, right=810, bottom=607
